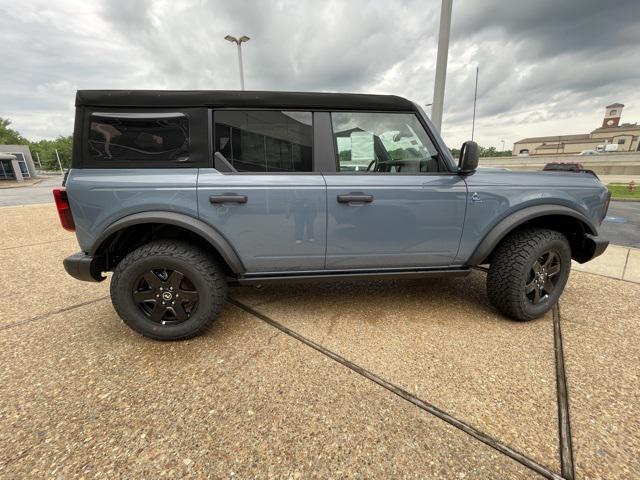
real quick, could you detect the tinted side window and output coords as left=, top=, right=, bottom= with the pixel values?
left=214, top=111, right=312, bottom=172
left=88, top=113, right=189, bottom=162
left=331, top=112, right=440, bottom=173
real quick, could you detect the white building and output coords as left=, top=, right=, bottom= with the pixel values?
left=0, top=145, right=38, bottom=181
left=513, top=103, right=640, bottom=156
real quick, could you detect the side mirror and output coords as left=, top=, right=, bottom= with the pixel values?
left=458, top=140, right=479, bottom=174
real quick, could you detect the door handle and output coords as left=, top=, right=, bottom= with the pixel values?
left=337, top=194, right=373, bottom=204
left=209, top=195, right=247, bottom=204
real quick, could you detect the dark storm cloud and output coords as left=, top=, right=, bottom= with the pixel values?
left=454, top=0, right=640, bottom=58
left=1, top=0, right=639, bottom=147
left=96, top=0, right=439, bottom=93
left=440, top=0, right=640, bottom=144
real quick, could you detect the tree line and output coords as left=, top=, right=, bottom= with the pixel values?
left=450, top=146, right=512, bottom=158
left=0, top=117, right=72, bottom=171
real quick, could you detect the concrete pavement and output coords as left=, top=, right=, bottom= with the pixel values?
left=572, top=244, right=640, bottom=283
left=0, top=175, right=63, bottom=207
left=0, top=204, right=638, bottom=479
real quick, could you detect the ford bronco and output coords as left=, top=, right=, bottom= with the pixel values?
left=55, top=90, right=610, bottom=340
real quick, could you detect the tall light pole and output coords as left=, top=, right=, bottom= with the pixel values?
left=471, top=65, right=479, bottom=141
left=224, top=35, right=250, bottom=90
left=431, top=0, right=453, bottom=132
left=501, top=139, right=505, bottom=152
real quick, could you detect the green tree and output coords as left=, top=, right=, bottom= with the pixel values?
left=0, top=118, right=28, bottom=145
left=450, top=145, right=513, bottom=159
left=0, top=116, right=73, bottom=170
left=29, top=136, right=73, bottom=170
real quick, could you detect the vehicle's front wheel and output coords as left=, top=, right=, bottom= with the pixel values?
left=110, top=240, right=227, bottom=340
left=486, top=228, right=571, bottom=321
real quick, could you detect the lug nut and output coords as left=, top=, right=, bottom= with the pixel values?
left=171, top=301, right=175, bottom=305
left=170, top=287, right=174, bottom=291
left=160, top=287, right=163, bottom=291
left=156, top=294, right=160, bottom=298
left=175, top=294, right=179, bottom=298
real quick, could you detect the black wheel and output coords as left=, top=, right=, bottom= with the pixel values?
left=486, top=228, right=571, bottom=321
left=110, top=240, right=227, bottom=340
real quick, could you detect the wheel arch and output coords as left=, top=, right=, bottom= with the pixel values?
left=466, top=205, right=598, bottom=265
left=90, top=211, right=245, bottom=275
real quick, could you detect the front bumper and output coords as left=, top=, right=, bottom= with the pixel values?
left=574, top=234, right=609, bottom=263
left=63, top=252, right=106, bottom=282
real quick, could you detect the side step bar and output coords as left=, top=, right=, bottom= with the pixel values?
left=234, top=267, right=471, bottom=285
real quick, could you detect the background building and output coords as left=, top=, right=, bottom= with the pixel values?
left=0, top=145, right=38, bottom=180
left=513, top=104, right=640, bottom=155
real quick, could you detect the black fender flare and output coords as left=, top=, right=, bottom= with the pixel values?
left=90, top=211, right=245, bottom=274
left=466, top=204, right=598, bottom=265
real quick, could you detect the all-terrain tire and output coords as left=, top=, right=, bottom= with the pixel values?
left=486, top=228, right=571, bottom=321
left=110, top=240, right=227, bottom=340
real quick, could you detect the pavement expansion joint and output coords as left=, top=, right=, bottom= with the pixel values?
left=0, top=238, right=69, bottom=252
left=0, top=295, right=109, bottom=332
left=228, top=296, right=567, bottom=480
left=553, top=303, right=575, bottom=480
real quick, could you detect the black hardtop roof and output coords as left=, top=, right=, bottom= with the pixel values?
left=75, top=90, right=416, bottom=111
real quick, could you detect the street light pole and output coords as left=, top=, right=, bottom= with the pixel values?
left=471, top=65, right=479, bottom=141
left=224, top=35, right=250, bottom=90
left=501, top=139, right=505, bottom=152
left=431, top=0, right=453, bottom=132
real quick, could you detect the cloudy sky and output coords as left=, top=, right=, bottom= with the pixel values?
left=1, top=0, right=639, bottom=149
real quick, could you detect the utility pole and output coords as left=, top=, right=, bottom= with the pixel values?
left=54, top=149, right=64, bottom=174
left=224, top=35, right=250, bottom=90
left=471, top=65, right=479, bottom=141
left=431, top=0, right=453, bottom=132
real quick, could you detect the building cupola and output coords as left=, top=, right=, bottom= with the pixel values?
left=603, top=103, right=624, bottom=128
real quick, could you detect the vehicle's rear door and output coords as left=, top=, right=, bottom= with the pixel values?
left=197, top=110, right=327, bottom=273
left=322, top=111, right=467, bottom=269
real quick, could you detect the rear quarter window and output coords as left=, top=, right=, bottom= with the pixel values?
left=87, top=112, right=189, bottom=163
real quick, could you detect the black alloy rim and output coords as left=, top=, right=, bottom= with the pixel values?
left=525, top=250, right=562, bottom=304
left=132, top=269, right=199, bottom=325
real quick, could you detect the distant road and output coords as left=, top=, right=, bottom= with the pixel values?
left=1, top=175, right=638, bottom=248
left=0, top=175, right=62, bottom=207
left=601, top=201, right=640, bottom=249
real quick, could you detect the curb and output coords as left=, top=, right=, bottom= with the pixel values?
left=610, top=197, right=640, bottom=203
left=0, top=178, right=45, bottom=189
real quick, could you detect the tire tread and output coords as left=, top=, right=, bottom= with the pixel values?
left=110, top=240, right=226, bottom=340
left=487, top=228, right=569, bottom=321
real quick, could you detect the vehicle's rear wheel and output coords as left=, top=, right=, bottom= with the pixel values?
left=110, top=240, right=227, bottom=340
left=486, top=228, right=571, bottom=321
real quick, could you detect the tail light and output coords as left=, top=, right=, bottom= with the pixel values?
left=52, top=188, right=76, bottom=232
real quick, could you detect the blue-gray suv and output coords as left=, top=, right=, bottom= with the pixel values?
left=54, top=90, right=610, bottom=340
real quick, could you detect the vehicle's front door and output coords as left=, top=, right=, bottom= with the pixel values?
left=198, top=110, right=326, bottom=273
left=323, top=111, right=467, bottom=269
